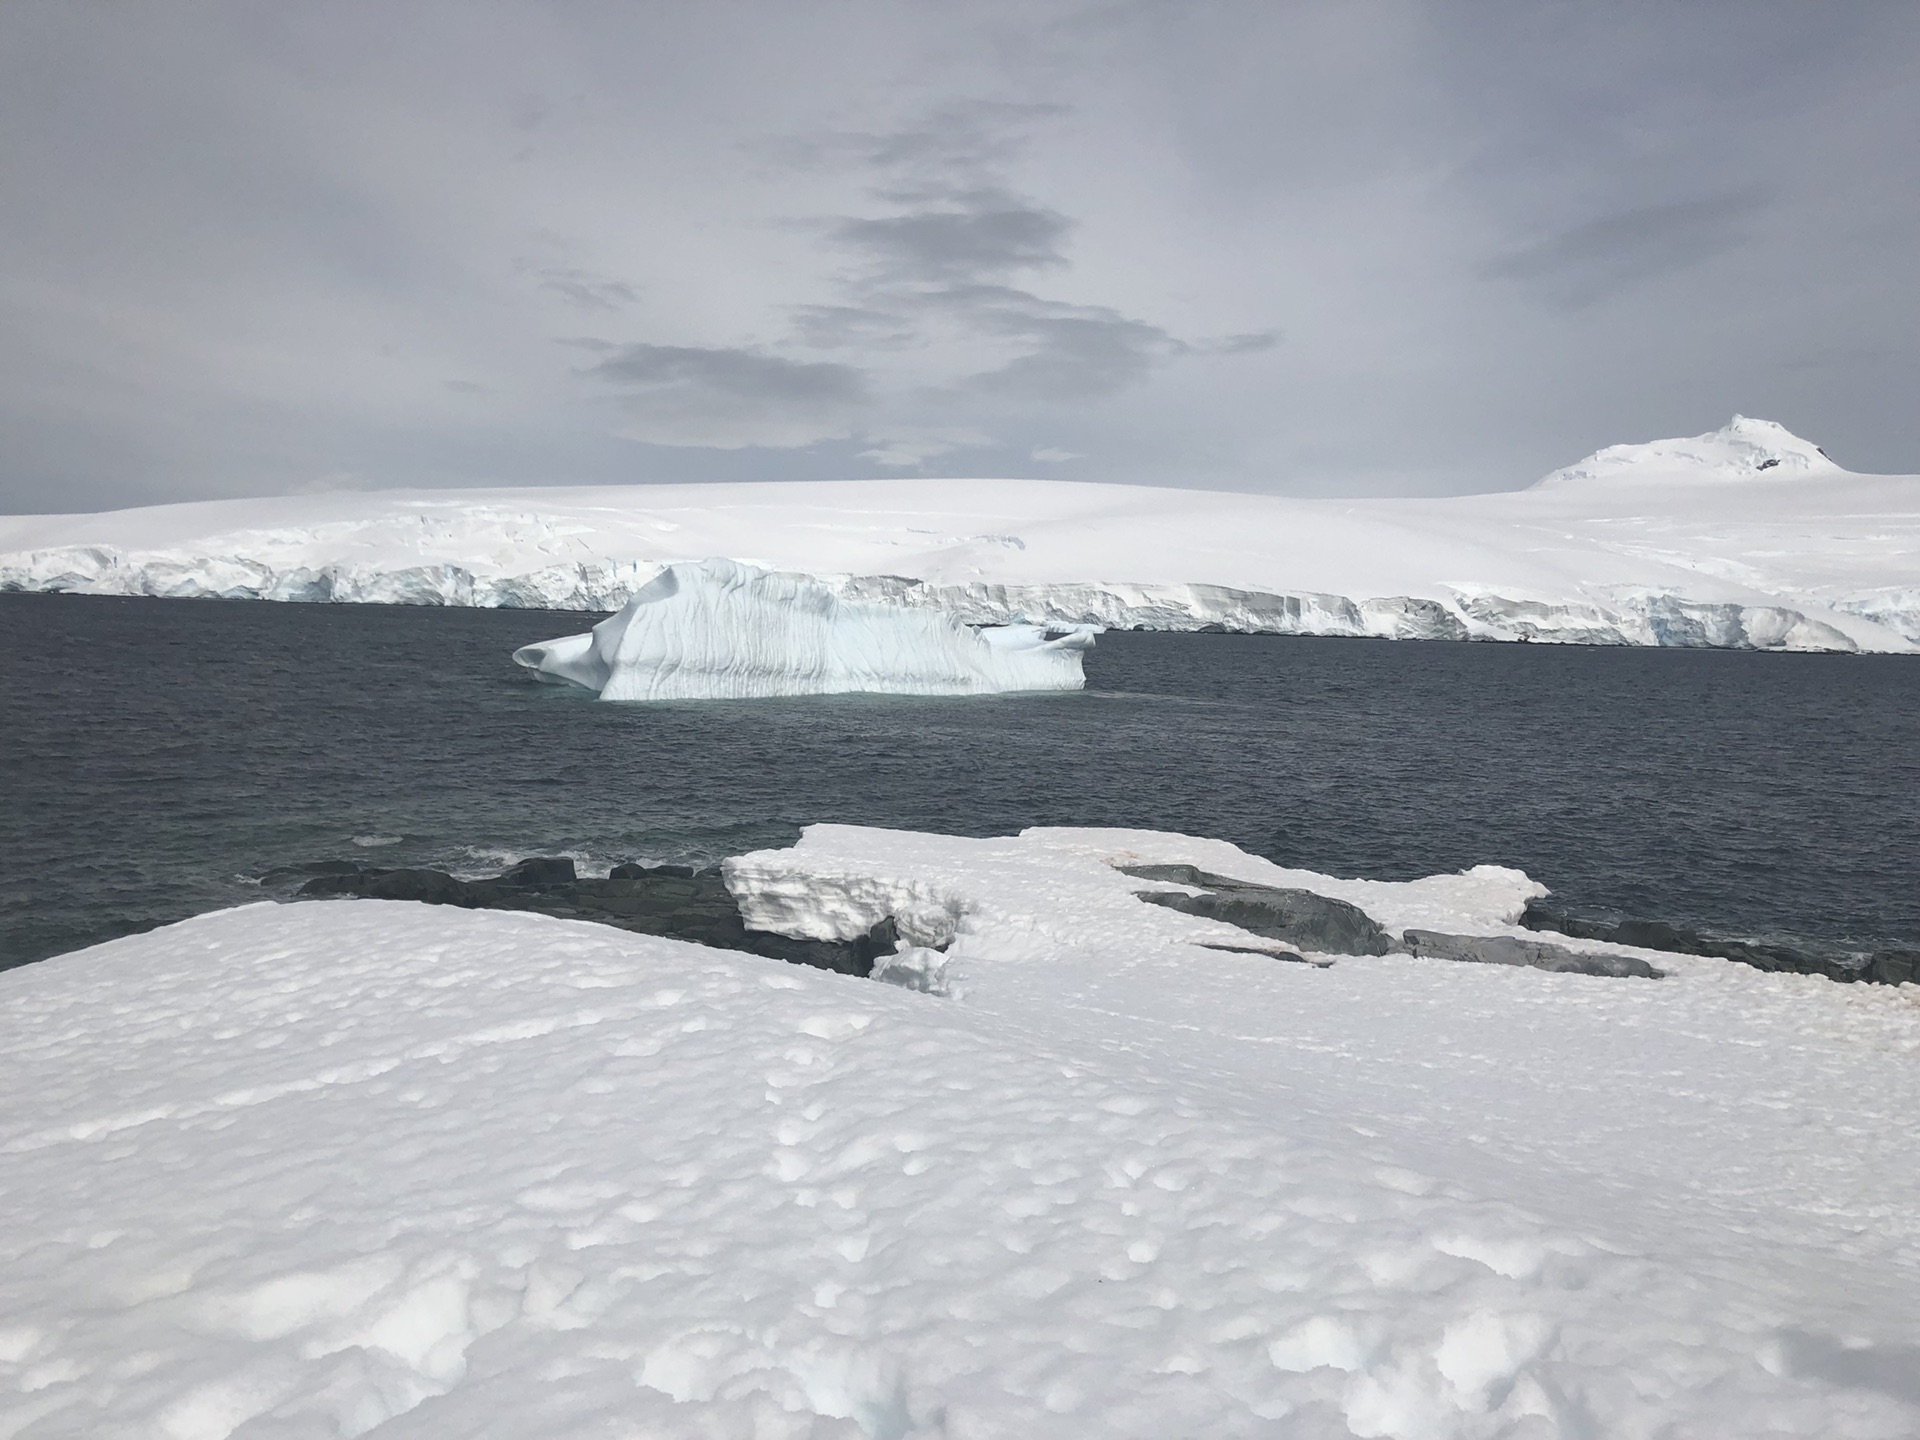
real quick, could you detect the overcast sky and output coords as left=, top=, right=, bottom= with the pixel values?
left=2, top=1, right=1916, bottom=513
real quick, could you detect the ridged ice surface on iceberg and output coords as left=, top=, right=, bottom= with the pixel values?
left=512, top=558, right=1095, bottom=700
left=4, top=416, right=1917, bottom=651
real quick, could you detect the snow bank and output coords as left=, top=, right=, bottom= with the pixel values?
left=512, top=558, right=1092, bottom=701
left=2, top=417, right=1917, bottom=650
left=6, top=825, right=1920, bottom=1436
left=722, top=824, right=1551, bottom=966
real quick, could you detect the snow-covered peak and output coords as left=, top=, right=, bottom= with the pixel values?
left=1532, top=416, right=1844, bottom=489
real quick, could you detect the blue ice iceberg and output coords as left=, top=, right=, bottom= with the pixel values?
left=512, top=558, right=1096, bottom=701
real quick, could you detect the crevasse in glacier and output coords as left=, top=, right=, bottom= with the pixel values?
left=511, top=557, right=1097, bottom=700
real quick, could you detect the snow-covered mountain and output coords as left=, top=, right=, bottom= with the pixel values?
left=1532, top=414, right=1845, bottom=488
left=6, top=823, right=1918, bottom=1436
left=2, top=417, right=1915, bottom=651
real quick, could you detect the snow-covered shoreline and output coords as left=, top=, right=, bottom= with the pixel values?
left=4, top=417, right=1916, bottom=652
left=5, top=822, right=1918, bottom=1436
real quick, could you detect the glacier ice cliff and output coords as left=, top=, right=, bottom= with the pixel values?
left=3, top=417, right=1916, bottom=652
left=830, top=576, right=1862, bottom=651
left=511, top=558, right=1095, bottom=700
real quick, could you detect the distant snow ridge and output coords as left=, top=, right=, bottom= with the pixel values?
left=3, top=415, right=1916, bottom=651
left=512, top=558, right=1095, bottom=700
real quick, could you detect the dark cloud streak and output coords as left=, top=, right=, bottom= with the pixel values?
left=1483, top=191, right=1771, bottom=309
left=834, top=194, right=1071, bottom=281
left=586, top=344, right=869, bottom=450
left=536, top=266, right=641, bottom=311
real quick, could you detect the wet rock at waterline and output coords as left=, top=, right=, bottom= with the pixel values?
left=1520, top=900, right=1914, bottom=985
left=284, top=860, right=893, bottom=977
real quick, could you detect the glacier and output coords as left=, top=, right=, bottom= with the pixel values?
left=2, top=415, right=1917, bottom=652
left=511, top=558, right=1094, bottom=700
left=5, top=823, right=1920, bottom=1436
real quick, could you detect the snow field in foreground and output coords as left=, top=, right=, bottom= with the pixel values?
left=3, top=826, right=1920, bottom=1438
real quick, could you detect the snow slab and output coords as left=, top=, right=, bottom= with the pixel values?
left=5, top=824, right=1920, bottom=1438
left=3, top=417, right=1916, bottom=651
left=512, top=558, right=1091, bottom=701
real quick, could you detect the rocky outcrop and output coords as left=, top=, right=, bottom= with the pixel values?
left=1520, top=900, right=1917, bottom=986
left=1122, top=864, right=1394, bottom=956
left=279, top=858, right=895, bottom=976
left=1401, top=929, right=1663, bottom=979
left=1122, top=865, right=1661, bottom=976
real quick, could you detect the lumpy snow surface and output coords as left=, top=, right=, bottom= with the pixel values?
left=511, top=559, right=1092, bottom=700
left=4, top=417, right=1917, bottom=651
left=5, top=825, right=1919, bottom=1437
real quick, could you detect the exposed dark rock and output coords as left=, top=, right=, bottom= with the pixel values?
left=1521, top=899, right=1892, bottom=985
left=293, top=860, right=887, bottom=977
left=865, top=915, right=902, bottom=955
left=1868, top=950, right=1919, bottom=986
left=375, top=869, right=481, bottom=905
left=1401, top=929, right=1663, bottom=979
left=1197, top=942, right=1323, bottom=967
left=303, top=868, right=481, bottom=906
left=1122, top=864, right=1393, bottom=956
left=496, top=856, right=576, bottom=888
left=258, top=859, right=362, bottom=885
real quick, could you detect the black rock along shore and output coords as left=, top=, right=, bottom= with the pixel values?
left=265, top=856, right=1920, bottom=988
left=1521, top=900, right=1919, bottom=987
left=266, top=857, right=896, bottom=977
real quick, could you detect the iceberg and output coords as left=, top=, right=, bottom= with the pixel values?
left=511, top=557, right=1096, bottom=700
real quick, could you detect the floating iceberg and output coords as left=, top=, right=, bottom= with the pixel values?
left=511, top=557, right=1096, bottom=700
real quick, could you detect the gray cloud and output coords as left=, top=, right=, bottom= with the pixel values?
left=800, top=129, right=1207, bottom=419
left=766, top=100, right=1068, bottom=179
left=964, top=316, right=1174, bottom=401
left=1201, top=331, right=1283, bottom=356
left=536, top=266, right=640, bottom=311
left=790, top=304, right=920, bottom=351
left=834, top=190, right=1070, bottom=281
left=1483, top=191, right=1771, bottom=309
left=0, top=1, right=1916, bottom=509
left=587, top=344, right=869, bottom=449
left=931, top=287, right=1185, bottom=401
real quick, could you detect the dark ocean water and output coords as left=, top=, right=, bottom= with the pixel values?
left=2, top=592, right=1916, bottom=971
